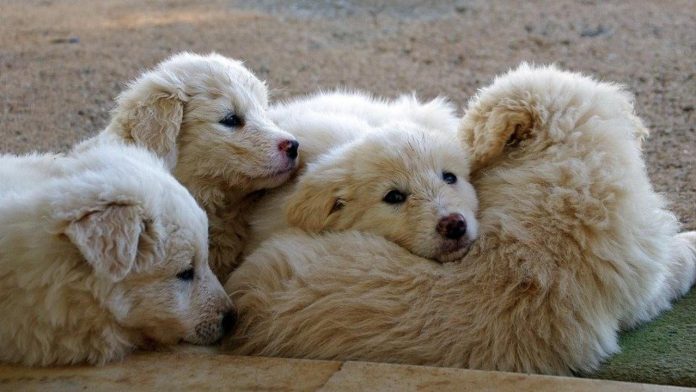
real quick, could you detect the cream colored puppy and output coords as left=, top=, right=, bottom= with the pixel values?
left=248, top=127, right=478, bottom=265
left=246, top=91, right=463, bottom=254
left=225, top=64, right=696, bottom=375
left=0, top=143, right=234, bottom=366
left=80, top=52, right=299, bottom=280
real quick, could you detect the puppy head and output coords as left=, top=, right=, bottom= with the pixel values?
left=110, top=52, right=298, bottom=194
left=285, top=126, right=479, bottom=262
left=61, top=147, right=234, bottom=346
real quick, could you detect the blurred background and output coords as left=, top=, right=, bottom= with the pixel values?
left=0, top=0, right=694, bottom=228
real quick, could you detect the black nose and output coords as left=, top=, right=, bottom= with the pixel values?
left=221, top=310, right=237, bottom=334
left=437, top=213, right=467, bottom=240
left=279, top=139, right=299, bottom=160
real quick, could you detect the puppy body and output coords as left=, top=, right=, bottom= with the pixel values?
left=80, top=53, right=298, bottom=280
left=225, top=65, right=696, bottom=374
left=0, top=144, right=232, bottom=366
left=246, top=91, right=462, bottom=254
left=268, top=91, right=459, bottom=164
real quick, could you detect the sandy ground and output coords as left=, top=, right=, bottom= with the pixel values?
left=1, top=0, right=694, bottom=230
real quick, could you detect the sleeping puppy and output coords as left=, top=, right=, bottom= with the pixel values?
left=79, top=52, right=299, bottom=280
left=0, top=143, right=234, bottom=366
left=243, top=126, right=478, bottom=263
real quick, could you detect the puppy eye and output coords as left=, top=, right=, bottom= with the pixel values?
left=383, top=190, right=407, bottom=204
left=176, top=268, right=195, bottom=281
left=443, top=171, right=457, bottom=184
left=219, top=113, right=244, bottom=128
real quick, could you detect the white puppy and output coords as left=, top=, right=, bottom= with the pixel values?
left=224, top=65, right=696, bottom=375
left=0, top=143, right=234, bottom=366
left=268, top=91, right=459, bottom=165
left=245, top=126, right=479, bottom=265
left=245, top=91, right=466, bottom=256
left=80, top=52, right=299, bottom=280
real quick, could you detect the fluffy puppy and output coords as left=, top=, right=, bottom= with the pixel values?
left=81, top=52, right=299, bottom=280
left=245, top=91, right=461, bottom=253
left=243, top=126, right=478, bottom=265
left=0, top=144, right=234, bottom=366
left=224, top=64, right=696, bottom=375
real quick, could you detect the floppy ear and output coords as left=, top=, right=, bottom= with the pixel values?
left=459, top=100, right=536, bottom=173
left=112, top=74, right=186, bottom=169
left=284, top=171, right=346, bottom=233
left=64, top=203, right=146, bottom=282
left=123, top=94, right=184, bottom=166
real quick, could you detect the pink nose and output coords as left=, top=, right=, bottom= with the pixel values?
left=278, top=140, right=299, bottom=159
left=437, top=213, right=467, bottom=240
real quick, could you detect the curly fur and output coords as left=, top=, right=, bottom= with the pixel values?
left=224, top=64, right=696, bottom=374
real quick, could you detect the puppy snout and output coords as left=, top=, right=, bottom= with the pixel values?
left=437, top=213, right=467, bottom=240
left=278, top=139, right=299, bottom=160
left=221, top=309, right=237, bottom=335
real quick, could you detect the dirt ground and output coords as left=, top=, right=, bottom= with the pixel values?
left=1, top=0, right=694, bottom=228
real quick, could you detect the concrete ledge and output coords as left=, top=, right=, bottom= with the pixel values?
left=0, top=351, right=691, bottom=391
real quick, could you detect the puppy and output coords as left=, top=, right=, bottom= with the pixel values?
left=245, top=91, right=463, bottom=255
left=0, top=143, right=234, bottom=366
left=80, top=52, right=299, bottom=280
left=224, top=64, right=696, bottom=375
left=244, top=126, right=478, bottom=265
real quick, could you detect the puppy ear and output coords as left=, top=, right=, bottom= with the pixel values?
left=64, top=203, right=146, bottom=282
left=285, top=171, right=346, bottom=232
left=124, top=95, right=184, bottom=164
left=112, top=75, right=186, bottom=168
left=459, top=101, right=535, bottom=173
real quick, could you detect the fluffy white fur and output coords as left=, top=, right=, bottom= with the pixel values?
left=242, top=125, right=479, bottom=268
left=79, top=52, right=298, bottom=280
left=246, top=91, right=465, bottom=255
left=268, top=91, right=459, bottom=165
left=224, top=64, right=696, bottom=375
left=0, top=143, right=234, bottom=366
